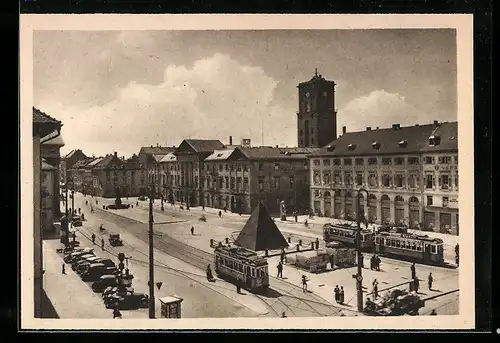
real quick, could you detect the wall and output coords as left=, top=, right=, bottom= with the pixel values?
left=33, top=137, right=42, bottom=318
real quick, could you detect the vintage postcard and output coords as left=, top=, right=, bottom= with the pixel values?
left=20, top=14, right=474, bottom=330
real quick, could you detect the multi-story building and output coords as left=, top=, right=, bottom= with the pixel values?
left=308, top=121, right=459, bottom=235
left=61, top=149, right=87, bottom=184
left=158, top=152, right=179, bottom=201
left=138, top=145, right=176, bottom=195
left=41, top=129, right=65, bottom=223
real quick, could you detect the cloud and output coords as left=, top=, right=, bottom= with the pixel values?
left=36, top=54, right=296, bottom=157
left=337, top=90, right=431, bottom=135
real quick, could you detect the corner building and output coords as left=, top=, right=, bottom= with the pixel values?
left=308, top=121, right=459, bottom=235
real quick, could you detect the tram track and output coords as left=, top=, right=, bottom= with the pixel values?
left=88, top=207, right=346, bottom=317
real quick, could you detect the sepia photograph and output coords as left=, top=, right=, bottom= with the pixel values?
left=21, top=14, right=474, bottom=330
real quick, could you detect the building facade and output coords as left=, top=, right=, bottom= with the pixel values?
left=297, top=69, right=337, bottom=148
left=308, top=121, right=459, bottom=235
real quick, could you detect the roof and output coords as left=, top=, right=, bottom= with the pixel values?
left=87, top=157, right=104, bottom=167
left=64, top=149, right=87, bottom=160
left=309, top=121, right=458, bottom=157
left=235, top=146, right=316, bottom=160
left=233, top=202, right=289, bottom=252
left=152, top=154, right=167, bottom=162
left=184, top=139, right=226, bottom=153
left=70, top=158, right=95, bottom=169
left=33, top=107, right=61, bottom=125
left=33, top=107, right=62, bottom=137
left=158, top=153, right=177, bottom=163
left=41, top=131, right=65, bottom=146
left=204, top=149, right=235, bottom=161
left=139, top=146, right=176, bottom=155
left=125, top=155, right=143, bottom=169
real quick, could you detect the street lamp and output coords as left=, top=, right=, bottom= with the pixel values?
left=355, top=188, right=369, bottom=313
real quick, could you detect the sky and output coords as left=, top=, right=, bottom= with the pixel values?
left=34, top=29, right=457, bottom=158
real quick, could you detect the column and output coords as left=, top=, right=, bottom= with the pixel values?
left=390, top=199, right=395, bottom=224
left=403, top=199, right=410, bottom=225
left=435, top=211, right=441, bottom=232
left=340, top=193, right=346, bottom=219
left=364, top=197, right=369, bottom=219
left=376, top=199, right=382, bottom=224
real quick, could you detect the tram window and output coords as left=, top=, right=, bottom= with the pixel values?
left=228, top=260, right=233, bottom=269
left=246, top=266, right=250, bottom=275
left=222, top=258, right=226, bottom=266
left=251, top=268, right=255, bottom=277
left=417, top=244, right=422, bottom=251
left=239, top=264, right=243, bottom=272
left=411, top=243, right=416, bottom=250
left=375, top=237, right=379, bottom=244
left=395, top=240, right=400, bottom=248
left=431, top=245, right=436, bottom=254
left=437, top=245, right=443, bottom=254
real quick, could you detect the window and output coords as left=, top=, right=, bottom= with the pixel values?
left=258, top=163, right=263, bottom=171
left=243, top=164, right=248, bottom=172
left=369, top=173, right=377, bottom=187
left=237, top=164, right=242, bottom=171
left=344, top=158, right=352, bottom=166
left=426, top=174, right=434, bottom=189
left=395, top=174, right=404, bottom=188
left=394, top=157, right=404, bottom=165
left=334, top=172, right=341, bottom=185
left=424, top=156, right=435, bottom=165
left=382, top=157, right=392, bottom=165
left=313, top=159, right=321, bottom=166
left=289, top=176, right=295, bottom=188
left=344, top=172, right=352, bottom=185
left=224, top=176, right=229, bottom=189
left=443, top=197, right=449, bottom=208
left=382, top=174, right=391, bottom=187
left=219, top=177, right=224, bottom=188
left=333, top=158, right=341, bottom=165
left=313, top=171, right=321, bottom=185
left=355, top=172, right=363, bottom=186
left=230, top=177, right=235, bottom=189
left=440, top=174, right=450, bottom=190
left=323, top=173, right=331, bottom=185
left=438, top=156, right=452, bottom=164
left=323, top=159, right=330, bottom=166
left=258, top=176, right=264, bottom=190
left=311, top=138, right=315, bottom=144
left=236, top=177, right=242, bottom=191
left=314, top=190, right=320, bottom=197
left=219, top=164, right=223, bottom=171
left=408, top=174, right=418, bottom=188
left=274, top=163, right=280, bottom=171
left=427, top=196, right=433, bottom=206
left=225, top=164, right=229, bottom=171
left=368, top=157, right=377, bottom=165
left=355, top=158, right=364, bottom=166
left=274, top=176, right=280, bottom=190
left=408, top=157, right=419, bottom=165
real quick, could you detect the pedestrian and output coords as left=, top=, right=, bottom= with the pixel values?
left=206, top=264, right=215, bottom=282
left=136, top=201, right=139, bottom=206
left=218, top=210, right=222, bottom=218
left=376, top=255, right=381, bottom=271
left=191, top=226, right=195, bottom=235
left=91, top=206, right=94, bottom=213
left=277, top=261, right=283, bottom=278
left=294, top=212, right=298, bottom=223
left=359, top=253, right=364, bottom=268
left=370, top=255, right=374, bottom=270
left=72, top=231, right=76, bottom=242
left=113, top=307, right=122, bottom=319
left=81, top=213, right=85, bottom=221
left=85, top=200, right=88, bottom=205
left=281, top=312, right=287, bottom=318
left=428, top=272, right=433, bottom=290
left=101, top=238, right=105, bottom=251
left=224, top=206, right=227, bottom=213
left=78, top=208, right=81, bottom=214
left=334, top=285, right=340, bottom=303
left=91, top=233, right=96, bottom=245
left=301, top=275, right=308, bottom=292
left=62, top=263, right=66, bottom=274
left=236, top=284, right=241, bottom=294
left=202, top=205, right=205, bottom=211
left=339, top=286, right=345, bottom=304
left=430, top=309, right=437, bottom=316
left=414, top=277, right=420, bottom=293
left=315, top=237, right=320, bottom=250
left=96, top=200, right=98, bottom=205
left=330, top=255, right=335, bottom=269
left=372, top=279, right=379, bottom=299
left=410, top=262, right=416, bottom=280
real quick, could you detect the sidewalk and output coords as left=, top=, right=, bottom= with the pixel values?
left=42, top=239, right=113, bottom=319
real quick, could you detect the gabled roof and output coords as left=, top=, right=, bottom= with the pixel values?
left=139, top=146, right=176, bottom=155
left=70, top=158, right=96, bottom=170
left=234, top=146, right=315, bottom=160
left=159, top=153, right=177, bottom=163
left=64, top=149, right=87, bottom=160
left=178, top=139, right=225, bottom=154
left=309, top=121, right=458, bottom=157
left=33, top=107, right=62, bottom=137
left=204, top=149, right=235, bottom=161
left=233, top=202, right=289, bottom=252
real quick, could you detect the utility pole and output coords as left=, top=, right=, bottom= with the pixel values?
left=148, top=185, right=156, bottom=319
left=355, top=188, right=369, bottom=313
left=65, top=182, right=69, bottom=216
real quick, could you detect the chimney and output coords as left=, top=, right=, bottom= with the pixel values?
left=342, top=126, right=346, bottom=135
left=376, top=127, right=379, bottom=130
left=276, top=145, right=279, bottom=148
left=366, top=127, right=372, bottom=131
left=434, top=120, right=439, bottom=126
left=114, top=152, right=117, bottom=158
left=392, top=124, right=400, bottom=130
left=229, top=136, right=233, bottom=145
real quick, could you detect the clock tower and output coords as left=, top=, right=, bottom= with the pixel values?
left=296, top=69, right=337, bottom=148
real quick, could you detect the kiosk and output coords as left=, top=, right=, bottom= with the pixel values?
left=159, top=296, right=183, bottom=318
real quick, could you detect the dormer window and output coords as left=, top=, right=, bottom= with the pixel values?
left=398, top=140, right=408, bottom=147
left=372, top=141, right=381, bottom=149
left=326, top=144, right=335, bottom=152
left=347, top=143, right=356, bottom=151
left=429, top=135, right=441, bottom=146
left=216, top=153, right=223, bottom=157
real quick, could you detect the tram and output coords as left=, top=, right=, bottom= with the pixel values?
left=322, top=223, right=375, bottom=250
left=374, top=232, right=445, bottom=265
left=214, top=245, right=269, bottom=292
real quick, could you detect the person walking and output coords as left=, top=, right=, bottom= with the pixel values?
left=334, top=285, right=340, bottom=303
left=301, top=275, right=308, bottom=292
left=113, top=307, right=122, bottom=319
left=218, top=210, right=222, bottom=218
left=375, top=255, right=381, bottom=271
left=190, top=226, right=195, bottom=235
left=72, top=231, right=76, bottom=242
left=372, top=279, right=379, bottom=299
left=370, top=255, right=375, bottom=270
left=277, top=261, right=283, bottom=278
left=206, top=264, right=214, bottom=282
left=101, top=238, right=105, bottom=251
left=339, top=286, right=345, bottom=304
left=281, top=312, right=287, bottom=318
left=359, top=253, right=364, bottom=268
left=62, top=263, right=66, bottom=274
left=430, top=309, right=437, bottom=316
left=315, top=237, right=320, bottom=250
left=428, top=272, right=434, bottom=291
left=91, top=233, right=96, bottom=245
left=410, top=262, right=416, bottom=280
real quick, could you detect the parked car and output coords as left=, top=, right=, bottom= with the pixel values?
left=72, top=216, right=83, bottom=227
left=138, top=196, right=146, bottom=201
left=108, top=233, right=123, bottom=247
left=81, top=263, right=119, bottom=282
left=64, top=249, right=95, bottom=263
left=92, top=275, right=119, bottom=293
left=102, top=286, right=134, bottom=300
left=105, top=292, right=149, bottom=310
left=71, top=254, right=97, bottom=270
left=75, top=256, right=102, bottom=273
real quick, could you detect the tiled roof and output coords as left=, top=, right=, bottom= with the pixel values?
left=87, top=157, right=104, bottom=167
left=236, top=146, right=312, bottom=160
left=184, top=139, right=225, bottom=153
left=158, top=153, right=177, bottom=163
left=70, top=158, right=95, bottom=169
left=204, top=149, right=235, bottom=161
left=309, top=121, right=458, bottom=157
left=140, top=146, right=176, bottom=155
left=33, top=107, right=61, bottom=125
